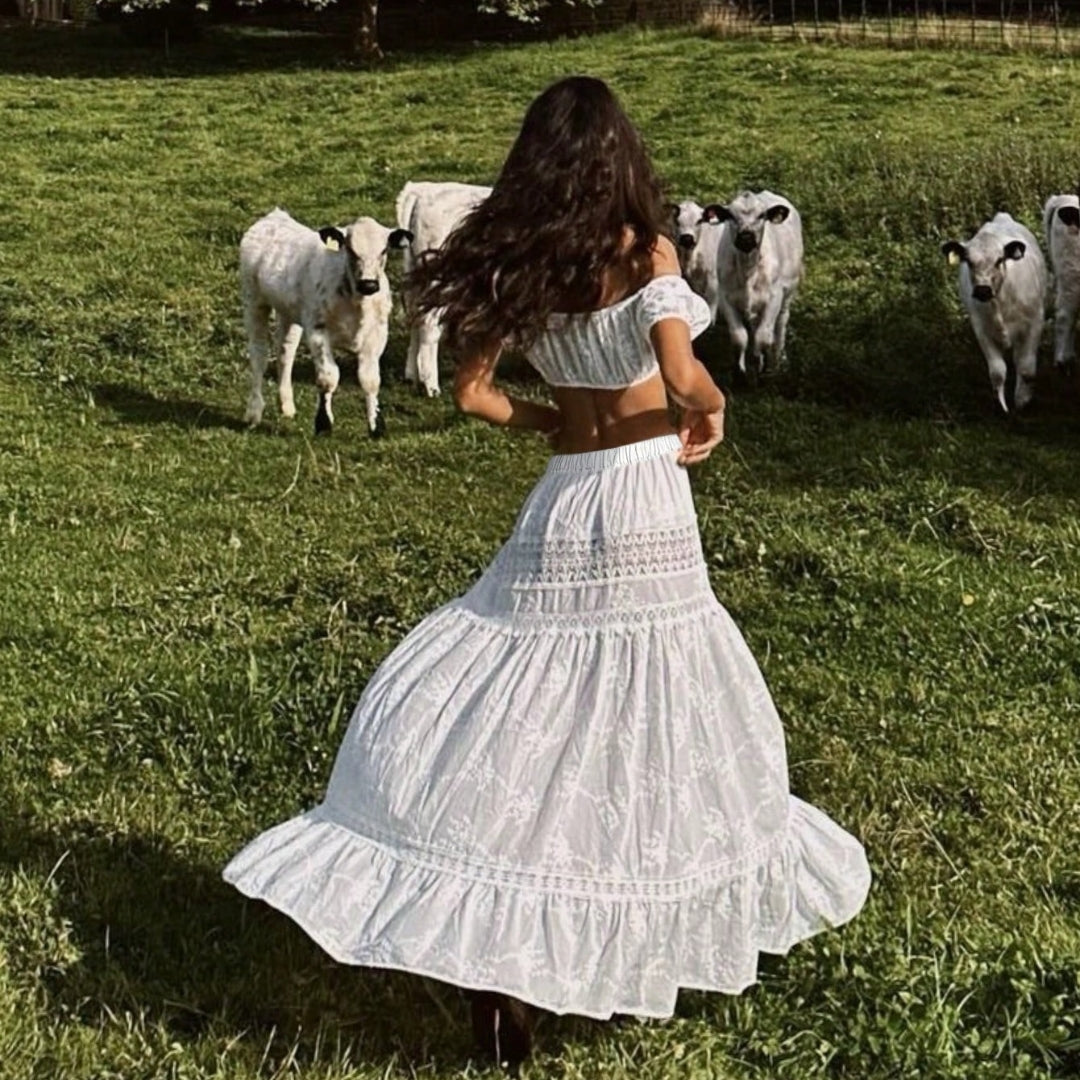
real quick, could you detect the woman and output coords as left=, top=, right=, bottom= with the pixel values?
left=224, top=75, right=870, bottom=1072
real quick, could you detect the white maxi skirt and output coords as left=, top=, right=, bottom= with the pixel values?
left=223, top=435, right=871, bottom=1019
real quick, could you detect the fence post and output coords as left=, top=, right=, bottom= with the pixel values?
left=837, top=0, right=843, bottom=41
left=1000, top=0, right=1006, bottom=46
left=1054, top=0, right=1062, bottom=54
left=913, top=0, right=919, bottom=45
left=887, top=0, right=893, bottom=44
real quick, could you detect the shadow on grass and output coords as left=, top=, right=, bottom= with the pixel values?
left=0, top=23, right=470, bottom=80
left=690, top=270, right=1080, bottom=500
left=719, top=388, right=1080, bottom=504
left=92, top=382, right=251, bottom=433
left=90, top=377, right=470, bottom=444
left=2, top=805, right=653, bottom=1071
left=1, top=810, right=474, bottom=1072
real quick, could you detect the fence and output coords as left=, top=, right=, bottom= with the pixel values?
left=701, top=0, right=1080, bottom=52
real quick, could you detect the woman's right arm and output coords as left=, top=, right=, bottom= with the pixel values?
left=650, top=319, right=725, bottom=414
left=647, top=235, right=725, bottom=414
left=642, top=237, right=725, bottom=464
left=651, top=319, right=726, bottom=466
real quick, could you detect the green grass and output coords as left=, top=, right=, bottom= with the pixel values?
left=3, top=21, right=1080, bottom=1080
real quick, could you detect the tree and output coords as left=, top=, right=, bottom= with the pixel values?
left=350, top=0, right=380, bottom=57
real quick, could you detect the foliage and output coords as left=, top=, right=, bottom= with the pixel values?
left=90, top=0, right=602, bottom=51
left=477, top=0, right=601, bottom=22
left=94, top=0, right=207, bottom=46
left=2, top=23, right=1080, bottom=1080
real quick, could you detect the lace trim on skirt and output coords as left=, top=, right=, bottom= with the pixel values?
left=314, top=803, right=790, bottom=901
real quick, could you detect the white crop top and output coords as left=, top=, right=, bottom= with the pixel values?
left=526, top=274, right=712, bottom=389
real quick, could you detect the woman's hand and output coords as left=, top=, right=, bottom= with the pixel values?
left=677, top=399, right=725, bottom=466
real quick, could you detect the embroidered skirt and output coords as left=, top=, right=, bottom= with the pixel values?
left=223, top=434, right=870, bottom=1019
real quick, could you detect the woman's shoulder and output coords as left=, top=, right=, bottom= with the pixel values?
left=617, top=228, right=679, bottom=278
left=649, top=235, right=681, bottom=278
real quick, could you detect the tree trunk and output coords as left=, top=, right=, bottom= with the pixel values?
left=352, top=0, right=382, bottom=59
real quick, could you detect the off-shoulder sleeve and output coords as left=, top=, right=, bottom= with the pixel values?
left=636, top=275, right=712, bottom=340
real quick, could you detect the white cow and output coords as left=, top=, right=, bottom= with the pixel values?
left=941, top=212, right=1047, bottom=412
left=670, top=199, right=722, bottom=323
left=240, top=208, right=411, bottom=436
left=1043, top=193, right=1080, bottom=372
left=395, top=181, right=492, bottom=396
left=702, top=190, right=804, bottom=375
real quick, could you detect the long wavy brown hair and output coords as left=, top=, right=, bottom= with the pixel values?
left=407, top=76, right=669, bottom=353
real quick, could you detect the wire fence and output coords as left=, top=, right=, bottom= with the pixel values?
left=701, top=0, right=1080, bottom=52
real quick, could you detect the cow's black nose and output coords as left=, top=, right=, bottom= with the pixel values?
left=357, top=279, right=380, bottom=296
left=677, top=233, right=696, bottom=250
left=735, top=231, right=757, bottom=252
left=972, top=284, right=993, bottom=302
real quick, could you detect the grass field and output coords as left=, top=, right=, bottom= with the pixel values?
left=3, top=21, right=1080, bottom=1080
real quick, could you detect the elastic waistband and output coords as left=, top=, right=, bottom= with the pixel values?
left=545, top=435, right=682, bottom=475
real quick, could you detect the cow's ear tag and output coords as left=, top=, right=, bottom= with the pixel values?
left=947, top=249, right=961, bottom=266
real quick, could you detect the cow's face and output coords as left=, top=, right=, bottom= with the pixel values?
left=341, top=218, right=414, bottom=295
left=702, top=191, right=790, bottom=254
left=672, top=200, right=704, bottom=254
left=943, top=234, right=1026, bottom=303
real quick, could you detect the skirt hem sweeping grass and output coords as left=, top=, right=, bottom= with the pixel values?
left=224, top=794, right=868, bottom=1019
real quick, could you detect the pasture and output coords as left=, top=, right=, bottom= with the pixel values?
left=2, top=22, right=1080, bottom=1080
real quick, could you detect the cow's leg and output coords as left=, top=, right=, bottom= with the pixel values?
left=1013, top=314, right=1044, bottom=411
left=405, top=324, right=420, bottom=384
left=773, top=291, right=796, bottom=368
left=308, top=327, right=340, bottom=434
left=276, top=322, right=303, bottom=420
left=973, top=329, right=1010, bottom=413
left=753, top=293, right=785, bottom=374
left=1054, top=283, right=1079, bottom=372
left=717, top=295, right=749, bottom=374
left=355, top=317, right=388, bottom=437
left=243, top=300, right=272, bottom=426
left=416, top=310, right=442, bottom=397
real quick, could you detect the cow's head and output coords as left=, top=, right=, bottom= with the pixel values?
left=942, top=234, right=1026, bottom=304
left=702, top=190, right=790, bottom=254
left=322, top=219, right=413, bottom=297
left=669, top=200, right=705, bottom=254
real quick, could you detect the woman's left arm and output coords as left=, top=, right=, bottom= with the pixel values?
left=453, top=340, right=561, bottom=437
